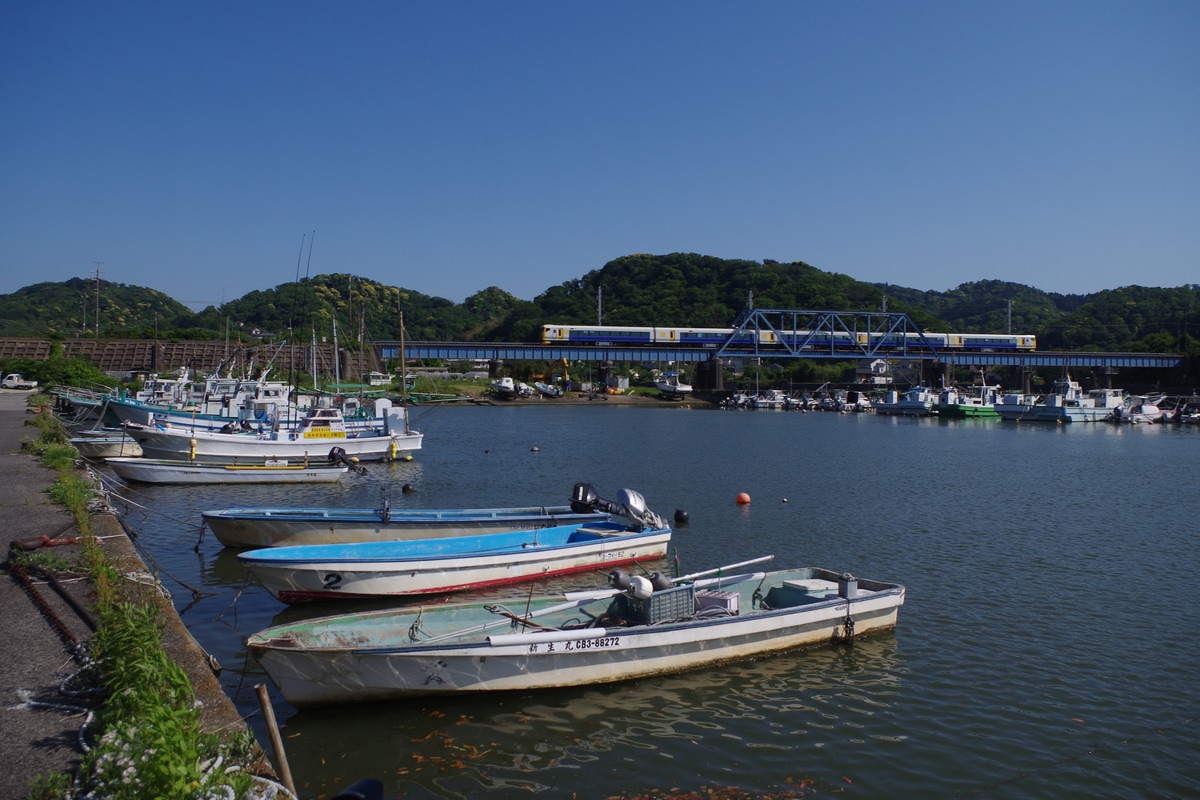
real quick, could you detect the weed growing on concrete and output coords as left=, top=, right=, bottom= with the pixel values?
left=23, top=409, right=270, bottom=800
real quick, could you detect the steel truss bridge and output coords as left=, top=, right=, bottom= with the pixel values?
left=380, top=310, right=1183, bottom=371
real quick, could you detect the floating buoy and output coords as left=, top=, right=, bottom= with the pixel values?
left=674, top=508, right=690, bottom=525
left=782, top=498, right=789, bottom=503
left=648, top=572, right=672, bottom=590
left=402, top=483, right=415, bottom=494
left=736, top=492, right=751, bottom=505
left=531, top=446, right=540, bottom=452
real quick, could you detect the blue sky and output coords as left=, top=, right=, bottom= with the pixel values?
left=2, top=2, right=1197, bottom=311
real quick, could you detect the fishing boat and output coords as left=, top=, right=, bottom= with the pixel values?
left=874, top=386, right=938, bottom=416
left=753, top=389, right=790, bottom=409
left=534, top=381, right=562, bottom=398
left=653, top=371, right=692, bottom=398
left=238, top=514, right=673, bottom=603
left=490, top=377, right=519, bottom=400
left=106, top=456, right=354, bottom=485
left=123, top=400, right=421, bottom=463
left=70, top=430, right=144, bottom=459
left=1110, top=396, right=1164, bottom=424
left=246, top=556, right=906, bottom=706
left=202, top=481, right=629, bottom=548
left=207, top=484, right=655, bottom=548
left=995, top=376, right=1124, bottom=423
left=99, top=369, right=295, bottom=431
left=935, top=384, right=1002, bottom=418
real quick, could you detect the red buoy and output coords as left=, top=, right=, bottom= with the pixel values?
left=736, top=492, right=751, bottom=505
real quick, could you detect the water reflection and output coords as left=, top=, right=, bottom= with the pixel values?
left=278, top=634, right=905, bottom=799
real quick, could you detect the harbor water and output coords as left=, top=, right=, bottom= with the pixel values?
left=109, top=404, right=1200, bottom=799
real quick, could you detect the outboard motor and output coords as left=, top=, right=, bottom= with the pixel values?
left=570, top=483, right=668, bottom=531
left=328, top=446, right=368, bottom=475
left=613, top=488, right=669, bottom=531
left=570, top=482, right=599, bottom=513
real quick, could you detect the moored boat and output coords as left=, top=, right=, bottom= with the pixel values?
left=70, top=432, right=144, bottom=459
left=996, top=377, right=1123, bottom=423
left=1110, top=396, right=1164, bottom=424
left=247, top=557, right=905, bottom=706
left=238, top=516, right=673, bottom=603
left=124, top=400, right=421, bottom=463
left=936, top=384, right=1001, bottom=418
left=201, top=482, right=648, bottom=548
left=875, top=387, right=937, bottom=416
left=107, top=456, right=353, bottom=485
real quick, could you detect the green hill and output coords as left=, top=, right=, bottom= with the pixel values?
left=2, top=256, right=1197, bottom=358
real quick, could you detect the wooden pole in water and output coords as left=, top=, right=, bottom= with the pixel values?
left=256, top=683, right=295, bottom=795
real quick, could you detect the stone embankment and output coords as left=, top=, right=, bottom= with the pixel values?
left=0, top=389, right=263, bottom=800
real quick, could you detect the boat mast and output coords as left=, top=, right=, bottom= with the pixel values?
left=333, top=317, right=341, bottom=390
left=398, top=306, right=408, bottom=410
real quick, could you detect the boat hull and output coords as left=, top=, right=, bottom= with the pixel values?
left=126, top=424, right=422, bottom=463
left=202, top=506, right=611, bottom=548
left=248, top=567, right=905, bottom=706
left=107, top=458, right=348, bottom=485
left=70, top=436, right=143, bottom=459
left=238, top=522, right=672, bottom=602
left=936, top=404, right=999, bottom=418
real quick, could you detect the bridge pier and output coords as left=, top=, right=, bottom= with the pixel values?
left=693, top=357, right=724, bottom=392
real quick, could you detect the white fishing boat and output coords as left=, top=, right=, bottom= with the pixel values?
left=1110, top=396, right=1164, bottom=424
left=201, top=481, right=623, bottom=548
left=247, top=556, right=906, bottom=706
left=874, top=387, right=938, bottom=416
left=100, top=371, right=296, bottom=431
left=753, top=389, right=790, bottom=409
left=238, top=515, right=673, bottom=603
left=107, top=457, right=352, bottom=485
left=124, top=400, right=421, bottom=463
left=654, top=371, right=692, bottom=398
left=490, top=376, right=519, bottom=400
left=996, top=376, right=1124, bottom=423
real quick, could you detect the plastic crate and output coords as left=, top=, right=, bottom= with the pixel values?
left=695, top=588, right=739, bottom=614
left=624, top=584, right=695, bottom=624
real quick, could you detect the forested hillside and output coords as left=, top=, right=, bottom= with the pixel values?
left=1, top=255, right=1196, bottom=356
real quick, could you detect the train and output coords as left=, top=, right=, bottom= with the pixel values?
left=542, top=324, right=1036, bottom=352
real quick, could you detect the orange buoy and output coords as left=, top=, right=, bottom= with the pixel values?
left=736, top=492, right=751, bottom=505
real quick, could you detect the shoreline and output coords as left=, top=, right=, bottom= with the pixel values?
left=0, top=390, right=269, bottom=799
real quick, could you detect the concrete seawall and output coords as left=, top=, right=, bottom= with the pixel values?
left=0, top=389, right=269, bottom=800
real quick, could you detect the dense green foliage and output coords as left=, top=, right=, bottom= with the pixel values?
left=0, top=278, right=195, bottom=339
left=2, top=256, right=1197, bottom=358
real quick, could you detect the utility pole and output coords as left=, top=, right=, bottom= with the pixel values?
left=93, top=262, right=103, bottom=339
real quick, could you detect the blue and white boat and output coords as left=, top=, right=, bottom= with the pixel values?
left=201, top=482, right=641, bottom=548
left=247, top=557, right=905, bottom=705
left=238, top=516, right=673, bottom=603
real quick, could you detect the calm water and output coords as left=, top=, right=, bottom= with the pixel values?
left=108, top=405, right=1200, bottom=799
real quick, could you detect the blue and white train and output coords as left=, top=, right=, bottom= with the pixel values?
left=542, top=324, right=1036, bottom=352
